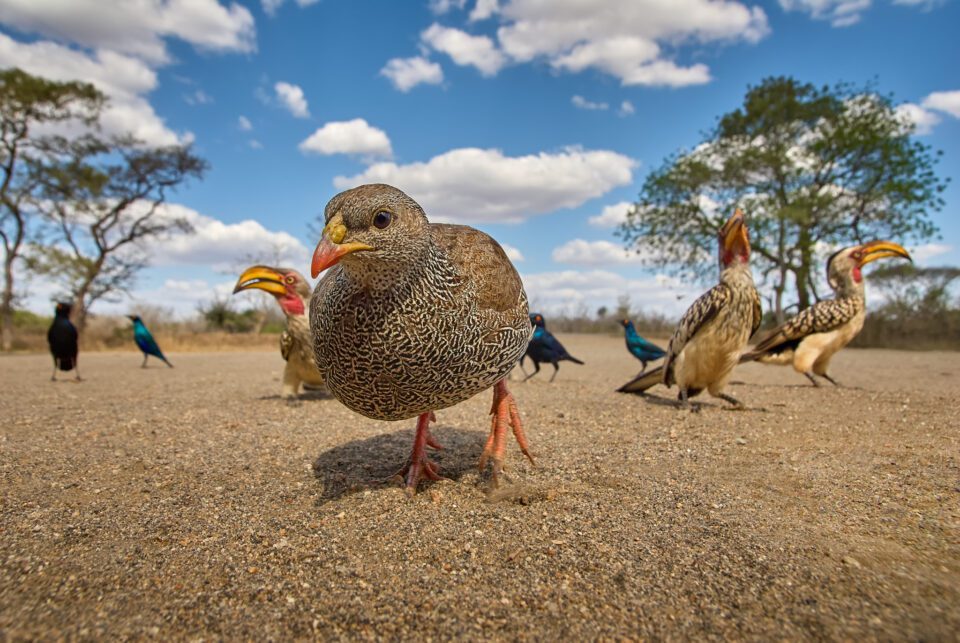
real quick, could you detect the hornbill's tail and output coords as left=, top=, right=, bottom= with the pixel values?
left=617, top=365, right=664, bottom=394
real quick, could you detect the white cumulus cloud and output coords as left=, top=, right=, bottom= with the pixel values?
left=778, top=0, right=871, bottom=27
left=0, top=0, right=256, bottom=146
left=552, top=239, right=648, bottom=267
left=896, top=103, right=941, bottom=135
left=588, top=201, right=633, bottom=228
left=522, top=269, right=696, bottom=318
left=333, top=146, right=637, bottom=224
left=501, top=243, right=524, bottom=262
left=299, top=119, right=393, bottom=160
left=470, top=0, right=499, bottom=21
left=572, top=95, right=608, bottom=111
left=274, top=81, right=310, bottom=118
left=238, top=115, right=253, bottom=131
left=921, top=90, right=960, bottom=118
left=380, top=56, right=444, bottom=92
left=0, top=0, right=256, bottom=64
left=495, top=0, right=768, bottom=86
left=618, top=100, right=635, bottom=117
left=910, top=242, right=952, bottom=264
left=150, top=203, right=310, bottom=273
left=421, top=23, right=507, bottom=76
left=0, top=34, right=184, bottom=145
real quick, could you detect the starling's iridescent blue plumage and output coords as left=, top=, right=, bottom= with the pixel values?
left=521, top=312, right=583, bottom=382
left=47, top=302, right=81, bottom=381
left=128, top=315, right=172, bottom=368
left=620, top=319, right=666, bottom=371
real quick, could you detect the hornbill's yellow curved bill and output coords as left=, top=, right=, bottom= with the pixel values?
left=740, top=240, right=911, bottom=386
left=618, top=209, right=762, bottom=409
left=233, top=265, right=326, bottom=400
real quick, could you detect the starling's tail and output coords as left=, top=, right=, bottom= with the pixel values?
left=564, top=354, right=585, bottom=365
left=617, top=365, right=664, bottom=394
left=57, top=356, right=75, bottom=371
left=162, top=355, right=174, bottom=368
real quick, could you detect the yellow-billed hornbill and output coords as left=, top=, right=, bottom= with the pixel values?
left=618, top=209, right=762, bottom=409
left=740, top=241, right=911, bottom=386
left=233, top=265, right=325, bottom=400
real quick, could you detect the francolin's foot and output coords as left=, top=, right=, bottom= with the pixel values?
left=478, top=380, right=534, bottom=486
left=401, top=412, right=443, bottom=494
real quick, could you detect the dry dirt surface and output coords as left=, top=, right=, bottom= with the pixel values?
left=1, top=335, right=958, bottom=640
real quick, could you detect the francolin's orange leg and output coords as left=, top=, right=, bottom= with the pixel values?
left=478, top=380, right=535, bottom=485
left=402, top=411, right=442, bottom=493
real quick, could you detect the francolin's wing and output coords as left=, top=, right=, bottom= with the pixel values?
left=430, top=224, right=525, bottom=314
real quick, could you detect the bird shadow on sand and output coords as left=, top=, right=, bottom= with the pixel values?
left=311, top=426, right=487, bottom=503
left=256, top=388, right=336, bottom=403
left=622, top=390, right=770, bottom=413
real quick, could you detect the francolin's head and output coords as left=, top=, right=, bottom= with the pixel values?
left=717, top=208, right=750, bottom=271
left=826, top=241, right=912, bottom=293
left=310, top=184, right=431, bottom=280
left=233, top=266, right=311, bottom=316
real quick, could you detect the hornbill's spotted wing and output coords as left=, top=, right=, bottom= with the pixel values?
left=744, top=298, right=859, bottom=360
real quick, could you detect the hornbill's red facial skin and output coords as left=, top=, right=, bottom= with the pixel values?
left=232, top=264, right=325, bottom=401
left=233, top=266, right=310, bottom=316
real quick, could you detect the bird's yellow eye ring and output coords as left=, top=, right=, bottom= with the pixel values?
left=285, top=275, right=295, bottom=284
left=373, top=210, right=392, bottom=229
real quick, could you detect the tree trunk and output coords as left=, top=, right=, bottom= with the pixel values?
left=1, top=254, right=14, bottom=351
left=795, top=226, right=814, bottom=311
left=773, top=264, right=788, bottom=325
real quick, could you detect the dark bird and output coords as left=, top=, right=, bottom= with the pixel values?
left=309, top=183, right=534, bottom=493
left=741, top=241, right=911, bottom=386
left=47, top=302, right=81, bottom=381
left=233, top=265, right=325, bottom=400
left=618, top=209, right=761, bottom=409
left=620, top=318, right=666, bottom=371
left=127, top=315, right=173, bottom=368
left=521, top=312, right=584, bottom=382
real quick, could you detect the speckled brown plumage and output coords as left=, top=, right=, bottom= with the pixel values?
left=308, top=183, right=532, bottom=490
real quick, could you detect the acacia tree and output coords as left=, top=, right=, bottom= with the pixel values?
left=619, top=76, right=947, bottom=322
left=0, top=68, right=103, bottom=350
left=29, top=138, right=207, bottom=331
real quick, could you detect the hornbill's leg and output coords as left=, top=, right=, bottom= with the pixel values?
left=803, top=372, right=820, bottom=387
left=718, top=392, right=744, bottom=409
left=820, top=373, right=841, bottom=387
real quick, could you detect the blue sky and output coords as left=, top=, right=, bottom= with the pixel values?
left=1, top=0, right=957, bottom=318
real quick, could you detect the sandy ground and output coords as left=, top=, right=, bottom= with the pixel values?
left=1, top=335, right=957, bottom=640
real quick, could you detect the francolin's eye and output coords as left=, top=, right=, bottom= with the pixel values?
left=373, top=210, right=392, bottom=229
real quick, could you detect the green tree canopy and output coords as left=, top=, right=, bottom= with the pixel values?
left=28, top=137, right=207, bottom=332
left=619, top=76, right=948, bottom=322
left=0, top=68, right=104, bottom=350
